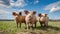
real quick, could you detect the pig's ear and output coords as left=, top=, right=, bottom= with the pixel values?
left=19, top=12, right=22, bottom=15
left=38, top=13, right=41, bottom=17
left=24, top=10, right=29, bottom=15
left=45, top=14, right=48, bottom=17
left=12, top=12, right=16, bottom=16
left=33, top=11, right=36, bottom=15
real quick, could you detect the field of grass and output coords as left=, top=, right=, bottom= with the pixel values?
left=0, top=21, right=60, bottom=34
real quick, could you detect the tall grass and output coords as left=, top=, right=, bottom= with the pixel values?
left=0, top=21, right=60, bottom=34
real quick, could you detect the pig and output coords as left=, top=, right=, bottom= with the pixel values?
left=38, top=13, right=49, bottom=27
left=24, top=10, right=37, bottom=30
left=12, top=12, right=26, bottom=28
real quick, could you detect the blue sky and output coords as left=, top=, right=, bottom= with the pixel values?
left=0, top=0, right=60, bottom=20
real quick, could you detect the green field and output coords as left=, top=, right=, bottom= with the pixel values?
left=0, top=21, right=60, bottom=34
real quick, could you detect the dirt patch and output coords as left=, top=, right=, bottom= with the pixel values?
left=15, top=30, right=48, bottom=34
left=0, top=30, right=9, bottom=34
left=15, top=31, right=38, bottom=34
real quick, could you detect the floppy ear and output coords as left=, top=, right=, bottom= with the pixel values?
left=24, top=10, right=29, bottom=15
left=38, top=13, right=41, bottom=17
left=12, top=12, right=16, bottom=16
left=33, top=11, right=36, bottom=15
left=45, top=14, right=48, bottom=17
left=19, top=12, right=22, bottom=15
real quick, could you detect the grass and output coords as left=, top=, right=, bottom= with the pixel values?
left=0, top=21, right=60, bottom=34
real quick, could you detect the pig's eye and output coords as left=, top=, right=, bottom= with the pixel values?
left=29, top=16, right=32, bottom=18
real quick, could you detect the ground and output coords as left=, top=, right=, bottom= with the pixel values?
left=0, top=21, right=60, bottom=34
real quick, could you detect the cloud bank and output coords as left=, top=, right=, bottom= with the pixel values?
left=44, top=1, right=60, bottom=13
left=0, top=0, right=39, bottom=8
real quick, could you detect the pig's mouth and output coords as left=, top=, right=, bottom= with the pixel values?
left=29, top=16, right=32, bottom=20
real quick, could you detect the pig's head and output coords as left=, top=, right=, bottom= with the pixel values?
left=24, top=10, right=36, bottom=21
left=12, top=12, right=22, bottom=17
left=38, top=13, right=42, bottom=17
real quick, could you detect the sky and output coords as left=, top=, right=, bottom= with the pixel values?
left=0, top=0, right=60, bottom=20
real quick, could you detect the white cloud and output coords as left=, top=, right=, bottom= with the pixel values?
left=0, top=8, right=26, bottom=19
left=0, top=0, right=3, bottom=3
left=0, top=9, right=11, bottom=15
left=0, top=0, right=39, bottom=8
left=0, top=0, right=28, bottom=8
left=0, top=9, right=11, bottom=19
left=10, top=0, right=27, bottom=8
left=34, top=0, right=39, bottom=4
left=18, top=9, right=25, bottom=11
left=0, top=4, right=10, bottom=8
left=50, top=7, right=60, bottom=12
left=49, top=16, right=60, bottom=20
left=44, top=1, right=60, bottom=13
left=0, top=0, right=10, bottom=8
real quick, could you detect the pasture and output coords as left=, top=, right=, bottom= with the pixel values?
left=0, top=21, right=60, bottom=34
